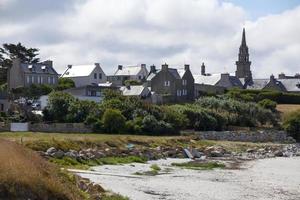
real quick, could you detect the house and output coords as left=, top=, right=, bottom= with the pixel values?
left=193, top=63, right=225, bottom=97
left=216, top=73, right=244, bottom=89
left=108, top=64, right=148, bottom=86
left=147, top=63, right=194, bottom=104
left=120, top=85, right=151, bottom=100
left=61, top=63, right=107, bottom=87
left=8, top=58, right=59, bottom=90
left=39, top=83, right=118, bottom=109
left=246, top=75, right=300, bottom=93
left=0, top=92, right=9, bottom=112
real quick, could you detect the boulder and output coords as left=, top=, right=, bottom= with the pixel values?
left=274, top=150, right=284, bottom=157
left=46, top=147, right=57, bottom=155
left=52, top=150, right=64, bottom=159
left=210, top=150, right=224, bottom=157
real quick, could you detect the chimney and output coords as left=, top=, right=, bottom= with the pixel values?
left=95, top=63, right=100, bottom=68
left=43, top=60, right=53, bottom=68
left=184, top=64, right=190, bottom=71
left=150, top=65, right=156, bottom=73
left=278, top=73, right=285, bottom=79
left=118, top=65, right=123, bottom=70
left=67, top=64, right=72, bottom=69
left=141, top=64, right=146, bottom=68
left=162, top=63, right=168, bottom=71
left=270, top=74, right=275, bottom=81
left=221, top=73, right=230, bottom=79
left=201, top=63, right=206, bottom=76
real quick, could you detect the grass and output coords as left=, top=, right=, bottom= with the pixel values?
left=134, top=164, right=162, bottom=176
left=277, top=104, right=300, bottom=115
left=0, top=132, right=281, bottom=154
left=171, top=161, right=225, bottom=170
left=50, top=156, right=147, bottom=169
left=0, top=139, right=86, bottom=200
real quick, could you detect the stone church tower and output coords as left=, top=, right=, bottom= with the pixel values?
left=235, top=28, right=252, bottom=82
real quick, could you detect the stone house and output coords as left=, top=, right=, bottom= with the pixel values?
left=61, top=63, right=107, bottom=87
left=8, top=58, right=59, bottom=90
left=147, top=64, right=194, bottom=104
left=108, top=64, right=148, bottom=86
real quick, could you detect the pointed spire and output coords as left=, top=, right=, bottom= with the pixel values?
left=241, top=28, right=246, bottom=46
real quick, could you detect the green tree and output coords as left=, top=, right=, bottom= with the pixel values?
left=102, top=109, right=126, bottom=133
left=56, top=78, right=75, bottom=91
left=0, top=43, right=40, bottom=84
left=43, top=92, right=75, bottom=122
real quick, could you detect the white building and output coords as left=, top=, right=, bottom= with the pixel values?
left=108, top=64, right=149, bottom=86
left=61, top=63, right=107, bottom=87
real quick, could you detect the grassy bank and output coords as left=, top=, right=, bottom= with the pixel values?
left=0, top=139, right=86, bottom=200
left=277, top=104, right=300, bottom=115
left=0, top=132, right=282, bottom=154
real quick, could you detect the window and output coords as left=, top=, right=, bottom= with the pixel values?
left=139, top=76, right=142, bottom=80
left=0, top=104, right=3, bottom=111
left=31, top=76, right=35, bottom=83
left=96, top=91, right=101, bottom=97
left=94, top=73, right=97, bottom=79
left=27, top=76, right=30, bottom=84
left=48, top=77, right=51, bottom=84
left=183, top=79, right=187, bottom=86
left=37, top=76, right=41, bottom=84
left=91, top=91, right=97, bottom=96
left=177, top=90, right=182, bottom=96
left=99, top=73, right=102, bottom=79
left=164, top=81, right=170, bottom=87
left=182, top=89, right=187, bottom=96
left=51, top=77, right=54, bottom=84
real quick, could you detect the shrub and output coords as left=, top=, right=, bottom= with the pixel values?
left=283, top=110, right=300, bottom=141
left=258, top=99, right=277, bottom=112
left=55, top=78, right=75, bottom=91
left=102, top=109, right=126, bottom=133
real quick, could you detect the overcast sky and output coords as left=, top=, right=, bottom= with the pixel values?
left=0, top=0, right=299, bottom=77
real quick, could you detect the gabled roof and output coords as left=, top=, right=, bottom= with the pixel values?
left=21, top=63, right=58, bottom=75
left=246, top=79, right=269, bottom=90
left=120, top=85, right=149, bottom=96
left=279, top=79, right=300, bottom=92
left=62, top=65, right=97, bottom=78
left=114, top=65, right=143, bottom=76
left=146, top=68, right=181, bottom=81
left=194, top=74, right=221, bottom=85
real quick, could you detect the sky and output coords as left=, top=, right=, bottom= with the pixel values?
left=0, top=0, right=300, bottom=78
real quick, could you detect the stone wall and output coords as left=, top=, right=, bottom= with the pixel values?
left=29, top=123, right=92, bottom=133
left=184, top=130, right=291, bottom=143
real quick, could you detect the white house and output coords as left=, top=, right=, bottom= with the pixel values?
left=108, top=64, right=149, bottom=86
left=61, top=63, right=107, bottom=87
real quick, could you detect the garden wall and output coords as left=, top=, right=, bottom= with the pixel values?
left=29, top=123, right=92, bottom=133
left=184, top=130, right=292, bottom=143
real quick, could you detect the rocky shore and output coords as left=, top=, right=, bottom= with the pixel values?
left=41, top=142, right=300, bottom=162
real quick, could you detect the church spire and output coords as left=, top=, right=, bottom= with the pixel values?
left=235, top=28, right=252, bottom=81
left=241, top=27, right=246, bottom=46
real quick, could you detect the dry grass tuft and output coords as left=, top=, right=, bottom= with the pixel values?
left=277, top=104, right=300, bottom=115
left=0, top=139, right=85, bottom=200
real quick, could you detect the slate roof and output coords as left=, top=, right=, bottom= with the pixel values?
left=62, top=65, right=96, bottom=78
left=279, top=79, right=300, bottom=92
left=246, top=79, right=269, bottom=90
left=147, top=68, right=181, bottom=81
left=120, top=85, right=148, bottom=96
left=20, top=63, right=58, bottom=75
left=194, top=74, right=221, bottom=85
left=114, top=65, right=142, bottom=76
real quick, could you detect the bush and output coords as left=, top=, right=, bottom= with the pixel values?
left=102, top=109, right=126, bottom=133
left=283, top=110, right=300, bottom=141
left=56, top=78, right=75, bottom=91
left=258, top=99, right=277, bottom=112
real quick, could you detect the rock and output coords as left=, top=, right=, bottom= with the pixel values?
left=65, top=150, right=78, bottom=159
left=46, top=147, right=57, bottom=155
left=87, top=183, right=105, bottom=194
left=93, top=151, right=105, bottom=159
left=210, top=150, right=224, bottom=157
left=78, top=180, right=89, bottom=191
left=296, top=152, right=300, bottom=157
left=52, top=150, right=64, bottom=159
left=274, top=150, right=284, bottom=157
left=246, top=148, right=255, bottom=153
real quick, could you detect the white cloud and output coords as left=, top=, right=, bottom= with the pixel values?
left=0, top=0, right=299, bottom=78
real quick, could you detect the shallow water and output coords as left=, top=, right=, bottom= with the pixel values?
left=77, top=157, right=300, bottom=200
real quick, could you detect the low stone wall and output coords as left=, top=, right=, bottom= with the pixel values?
left=29, top=123, right=92, bottom=133
left=186, top=130, right=292, bottom=143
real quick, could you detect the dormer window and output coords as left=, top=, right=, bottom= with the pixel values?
left=94, top=73, right=97, bottom=79
left=28, top=65, right=33, bottom=71
left=99, top=73, right=102, bottom=79
left=182, top=79, right=187, bottom=86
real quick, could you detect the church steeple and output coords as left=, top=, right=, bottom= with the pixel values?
left=241, top=28, right=246, bottom=46
left=235, top=28, right=252, bottom=82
